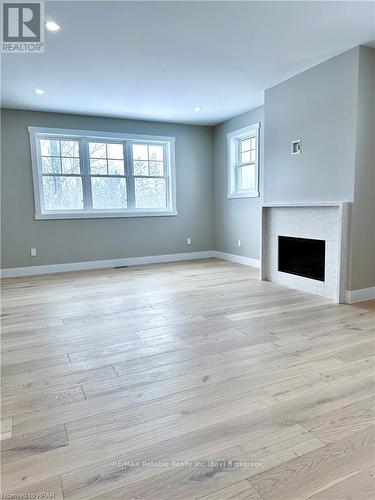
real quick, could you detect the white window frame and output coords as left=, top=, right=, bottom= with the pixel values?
left=28, top=127, right=177, bottom=219
left=227, top=123, right=260, bottom=199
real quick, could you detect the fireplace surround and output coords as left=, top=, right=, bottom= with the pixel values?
left=261, top=202, right=349, bottom=302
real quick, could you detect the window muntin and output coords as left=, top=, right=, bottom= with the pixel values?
left=29, top=128, right=176, bottom=219
left=227, top=124, right=260, bottom=198
left=88, top=142, right=125, bottom=176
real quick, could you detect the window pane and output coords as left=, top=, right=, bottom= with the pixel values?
left=250, top=150, right=256, bottom=162
left=108, top=159, right=125, bottom=176
left=241, top=151, right=251, bottom=164
left=132, top=144, right=148, bottom=160
left=149, top=162, right=164, bottom=176
left=241, top=139, right=250, bottom=152
left=107, top=143, right=123, bottom=160
left=91, top=177, right=127, bottom=209
left=42, top=157, right=61, bottom=173
left=61, top=158, right=80, bottom=174
left=133, top=161, right=149, bottom=176
left=60, top=140, right=79, bottom=157
left=89, top=142, right=106, bottom=158
left=239, top=164, right=255, bottom=191
left=135, top=178, right=166, bottom=209
left=40, top=139, right=60, bottom=156
left=42, top=176, right=83, bottom=210
left=90, top=159, right=107, bottom=175
left=250, top=137, right=256, bottom=150
left=149, top=145, right=163, bottom=161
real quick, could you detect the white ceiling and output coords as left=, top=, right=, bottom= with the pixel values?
left=2, top=1, right=374, bottom=125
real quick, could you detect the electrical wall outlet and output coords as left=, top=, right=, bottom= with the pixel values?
left=238, top=239, right=242, bottom=248
left=187, top=238, right=192, bottom=245
left=291, top=140, right=301, bottom=155
left=30, top=248, right=37, bottom=257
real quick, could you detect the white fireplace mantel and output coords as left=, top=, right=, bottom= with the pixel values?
left=261, top=202, right=350, bottom=303
left=262, top=201, right=349, bottom=208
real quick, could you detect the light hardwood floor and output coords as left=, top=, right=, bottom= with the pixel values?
left=1, top=259, right=374, bottom=499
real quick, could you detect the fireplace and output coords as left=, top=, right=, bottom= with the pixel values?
left=278, top=236, right=325, bottom=282
left=261, top=203, right=349, bottom=302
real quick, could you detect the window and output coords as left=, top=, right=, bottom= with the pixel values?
left=29, top=127, right=176, bottom=219
left=227, top=123, right=260, bottom=198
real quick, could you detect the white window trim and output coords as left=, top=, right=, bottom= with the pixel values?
left=28, top=127, right=177, bottom=219
left=227, top=123, right=260, bottom=199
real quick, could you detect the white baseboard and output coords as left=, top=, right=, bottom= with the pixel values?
left=0, top=251, right=214, bottom=278
left=345, top=287, right=375, bottom=304
left=212, top=251, right=260, bottom=269
left=0, top=250, right=274, bottom=278
left=5, top=251, right=369, bottom=306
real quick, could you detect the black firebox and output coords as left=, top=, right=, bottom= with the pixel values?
left=278, top=236, right=325, bottom=282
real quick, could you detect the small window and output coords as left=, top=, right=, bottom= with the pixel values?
left=227, top=123, right=260, bottom=198
left=29, top=127, right=176, bottom=219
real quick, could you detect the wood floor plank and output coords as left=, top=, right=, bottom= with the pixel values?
left=334, top=340, right=375, bottom=362
left=1, top=365, right=118, bottom=397
left=1, top=358, right=120, bottom=391
left=1, top=353, right=71, bottom=377
left=306, top=465, right=375, bottom=499
left=0, top=477, right=64, bottom=500
left=1, top=424, right=68, bottom=463
left=262, top=357, right=375, bottom=402
left=249, top=427, right=375, bottom=500
left=1, top=385, right=85, bottom=418
left=198, top=480, right=261, bottom=500
left=303, top=396, right=375, bottom=443
left=0, top=417, right=12, bottom=440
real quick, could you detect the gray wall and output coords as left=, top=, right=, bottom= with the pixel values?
left=213, top=106, right=264, bottom=260
left=1, top=109, right=214, bottom=268
left=348, top=46, right=375, bottom=291
left=263, top=47, right=359, bottom=204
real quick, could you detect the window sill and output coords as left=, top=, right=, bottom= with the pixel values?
left=35, top=210, right=178, bottom=220
left=227, top=192, right=260, bottom=199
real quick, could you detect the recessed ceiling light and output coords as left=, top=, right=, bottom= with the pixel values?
left=35, top=88, right=45, bottom=95
left=45, top=21, right=60, bottom=32
left=194, top=106, right=203, bottom=112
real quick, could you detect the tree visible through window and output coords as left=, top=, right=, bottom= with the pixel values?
left=40, top=138, right=83, bottom=210
left=88, top=142, right=127, bottom=209
left=132, top=143, right=166, bottom=209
